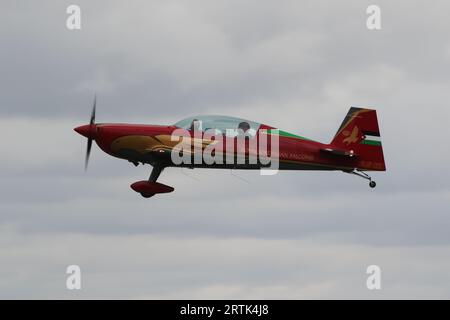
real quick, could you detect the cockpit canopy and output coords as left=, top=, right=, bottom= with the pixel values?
left=174, top=115, right=261, bottom=137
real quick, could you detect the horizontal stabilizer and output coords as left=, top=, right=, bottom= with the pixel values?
left=320, top=148, right=357, bottom=158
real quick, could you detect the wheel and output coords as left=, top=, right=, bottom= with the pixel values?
left=140, top=192, right=155, bottom=198
left=369, top=181, right=376, bottom=188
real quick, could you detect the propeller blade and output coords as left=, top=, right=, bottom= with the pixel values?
left=90, top=94, right=96, bottom=125
left=85, top=137, right=92, bottom=171
left=85, top=94, right=96, bottom=170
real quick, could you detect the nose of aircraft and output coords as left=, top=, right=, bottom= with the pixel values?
left=74, top=124, right=96, bottom=139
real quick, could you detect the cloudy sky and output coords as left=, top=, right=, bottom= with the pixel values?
left=1, top=0, right=450, bottom=299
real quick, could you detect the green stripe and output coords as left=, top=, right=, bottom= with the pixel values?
left=267, top=129, right=311, bottom=141
left=361, top=140, right=382, bottom=146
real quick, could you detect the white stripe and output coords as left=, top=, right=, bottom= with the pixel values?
left=365, top=135, right=381, bottom=141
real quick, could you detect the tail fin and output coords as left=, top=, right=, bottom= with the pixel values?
left=330, top=107, right=386, bottom=171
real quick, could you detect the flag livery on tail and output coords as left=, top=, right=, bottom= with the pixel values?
left=330, top=107, right=386, bottom=171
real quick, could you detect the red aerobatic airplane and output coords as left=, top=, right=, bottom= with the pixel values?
left=74, top=98, right=386, bottom=198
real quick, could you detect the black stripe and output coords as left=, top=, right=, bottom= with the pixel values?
left=363, top=130, right=380, bottom=137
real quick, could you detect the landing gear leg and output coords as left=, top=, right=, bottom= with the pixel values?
left=348, top=169, right=376, bottom=188
left=149, top=164, right=164, bottom=182
left=140, top=164, right=164, bottom=198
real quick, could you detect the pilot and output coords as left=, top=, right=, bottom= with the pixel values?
left=238, top=121, right=250, bottom=134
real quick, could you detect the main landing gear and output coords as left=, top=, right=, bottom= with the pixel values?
left=349, top=170, right=376, bottom=188
left=142, top=165, right=163, bottom=198
left=130, top=164, right=175, bottom=198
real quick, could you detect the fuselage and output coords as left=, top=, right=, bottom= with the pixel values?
left=75, top=122, right=377, bottom=172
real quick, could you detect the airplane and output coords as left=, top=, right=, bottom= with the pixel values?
left=74, top=98, right=386, bottom=198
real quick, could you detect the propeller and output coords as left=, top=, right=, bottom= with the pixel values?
left=74, top=95, right=97, bottom=171
left=85, top=95, right=96, bottom=170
